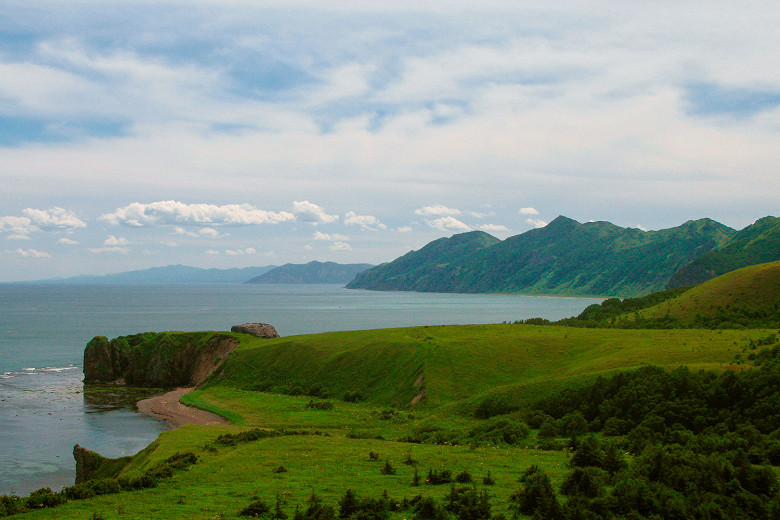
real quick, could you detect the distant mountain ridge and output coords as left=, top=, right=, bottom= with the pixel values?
left=347, top=216, right=741, bottom=297
left=40, top=264, right=277, bottom=284
left=246, top=261, right=374, bottom=284
left=667, top=216, right=780, bottom=288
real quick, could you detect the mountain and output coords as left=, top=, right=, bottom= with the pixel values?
left=667, top=216, right=780, bottom=288
left=43, top=264, right=276, bottom=284
left=245, top=261, right=374, bottom=284
left=347, top=216, right=736, bottom=297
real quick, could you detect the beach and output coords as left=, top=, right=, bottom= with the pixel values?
left=136, top=388, right=230, bottom=428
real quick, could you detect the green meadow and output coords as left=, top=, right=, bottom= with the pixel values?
left=9, top=322, right=778, bottom=519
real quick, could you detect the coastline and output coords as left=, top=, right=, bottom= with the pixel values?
left=136, top=387, right=230, bottom=428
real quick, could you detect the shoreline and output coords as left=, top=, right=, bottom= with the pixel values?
left=136, top=387, right=230, bottom=428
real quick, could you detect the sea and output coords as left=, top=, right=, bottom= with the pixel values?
left=0, top=283, right=601, bottom=496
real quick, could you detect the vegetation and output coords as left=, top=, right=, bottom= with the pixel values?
left=246, top=261, right=375, bottom=285
left=668, top=215, right=780, bottom=288
left=348, top=215, right=739, bottom=297
left=5, top=263, right=780, bottom=518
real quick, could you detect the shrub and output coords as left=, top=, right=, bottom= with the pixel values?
left=24, top=488, right=66, bottom=509
left=482, top=471, right=495, bottom=486
left=474, top=394, right=518, bottom=419
left=455, top=470, right=473, bottom=484
left=425, top=469, right=452, bottom=485
left=273, top=465, right=288, bottom=473
left=306, top=400, right=334, bottom=410
left=343, top=391, right=366, bottom=403
left=368, top=451, right=380, bottom=461
left=468, top=417, right=529, bottom=446
left=241, top=499, right=271, bottom=517
left=380, top=459, right=397, bottom=475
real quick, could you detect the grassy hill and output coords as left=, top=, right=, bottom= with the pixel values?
left=631, top=260, right=780, bottom=327
left=667, top=216, right=780, bottom=288
left=348, top=216, right=736, bottom=297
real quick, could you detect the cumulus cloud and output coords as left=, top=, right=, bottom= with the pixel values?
left=1, top=208, right=85, bottom=236
left=344, top=211, right=387, bottom=230
left=101, top=201, right=296, bottom=227
left=330, top=241, right=352, bottom=251
left=6, top=248, right=50, bottom=258
left=479, top=224, right=509, bottom=232
left=292, top=201, right=338, bottom=224
left=427, top=216, right=471, bottom=232
left=396, top=226, right=413, bottom=233
left=57, top=238, right=79, bottom=245
left=104, top=235, right=129, bottom=246
left=415, top=205, right=461, bottom=217
left=526, top=218, right=548, bottom=228
left=314, top=231, right=348, bottom=241
left=225, top=247, right=257, bottom=255
left=519, top=207, right=540, bottom=216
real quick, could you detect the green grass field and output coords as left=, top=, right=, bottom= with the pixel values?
left=10, top=321, right=777, bottom=520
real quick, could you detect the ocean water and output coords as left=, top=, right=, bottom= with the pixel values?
left=0, top=283, right=601, bottom=495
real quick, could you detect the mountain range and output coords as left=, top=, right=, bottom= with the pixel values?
left=347, top=215, right=780, bottom=297
left=245, top=261, right=374, bottom=284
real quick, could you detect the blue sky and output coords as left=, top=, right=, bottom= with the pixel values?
left=1, top=1, right=779, bottom=281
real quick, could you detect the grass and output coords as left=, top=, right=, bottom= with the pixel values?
left=10, top=321, right=776, bottom=519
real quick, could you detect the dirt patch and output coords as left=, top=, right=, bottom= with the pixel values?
left=136, top=387, right=230, bottom=428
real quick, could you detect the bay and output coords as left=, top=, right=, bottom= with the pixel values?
left=0, top=283, right=601, bottom=496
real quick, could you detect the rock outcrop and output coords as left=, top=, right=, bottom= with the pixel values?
left=73, top=444, right=102, bottom=484
left=83, top=332, right=238, bottom=387
left=230, top=323, right=279, bottom=338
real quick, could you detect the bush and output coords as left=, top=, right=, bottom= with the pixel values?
left=273, top=465, right=288, bottom=473
left=482, top=471, right=495, bottom=486
left=343, top=391, right=366, bottom=403
left=306, top=400, right=334, bottom=410
left=474, top=394, right=518, bottom=419
left=24, top=488, right=66, bottom=509
left=380, top=459, right=397, bottom=475
left=241, top=499, right=271, bottom=517
left=455, top=470, right=473, bottom=483
left=425, top=469, right=452, bottom=485
left=468, top=417, right=529, bottom=446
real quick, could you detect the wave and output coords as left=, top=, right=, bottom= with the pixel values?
left=0, top=364, right=81, bottom=379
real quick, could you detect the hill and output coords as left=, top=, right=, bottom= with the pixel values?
left=246, top=261, right=374, bottom=284
left=348, top=216, right=736, bottom=297
left=40, top=264, right=276, bottom=284
left=667, top=215, right=780, bottom=288
left=630, top=260, right=780, bottom=328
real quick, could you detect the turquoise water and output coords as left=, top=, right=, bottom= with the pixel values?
left=0, top=283, right=601, bottom=495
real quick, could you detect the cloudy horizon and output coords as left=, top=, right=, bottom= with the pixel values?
left=1, top=1, right=778, bottom=282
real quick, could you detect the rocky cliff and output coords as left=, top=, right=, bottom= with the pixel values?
left=83, top=331, right=238, bottom=387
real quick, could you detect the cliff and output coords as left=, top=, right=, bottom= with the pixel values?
left=83, top=331, right=238, bottom=388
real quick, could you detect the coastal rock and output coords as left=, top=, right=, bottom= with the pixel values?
left=73, top=444, right=100, bottom=484
left=83, top=332, right=238, bottom=388
left=230, top=323, right=279, bottom=338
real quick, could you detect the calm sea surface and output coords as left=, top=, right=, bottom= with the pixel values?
left=0, top=283, right=601, bottom=495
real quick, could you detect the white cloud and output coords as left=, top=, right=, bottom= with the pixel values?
left=330, top=241, right=352, bottom=251
left=396, top=226, right=413, bottom=233
left=198, top=227, right=222, bottom=238
left=526, top=218, right=548, bottom=228
left=206, top=249, right=220, bottom=255
left=22, top=207, right=86, bottom=230
left=292, top=200, right=338, bottom=224
left=344, top=211, right=387, bottom=230
left=8, top=234, right=31, bottom=241
left=225, top=247, right=257, bottom=255
left=415, top=205, right=461, bottom=217
left=428, top=216, right=471, bottom=232
left=104, top=235, right=130, bottom=246
left=6, top=248, right=50, bottom=258
left=314, top=231, right=349, bottom=241
left=101, top=201, right=296, bottom=227
left=479, top=224, right=509, bottom=232
left=57, top=238, right=79, bottom=245
left=519, top=207, right=540, bottom=216
left=89, top=246, right=130, bottom=254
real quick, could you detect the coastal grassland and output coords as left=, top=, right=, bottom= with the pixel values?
left=9, top=324, right=778, bottom=519
left=205, top=324, right=769, bottom=414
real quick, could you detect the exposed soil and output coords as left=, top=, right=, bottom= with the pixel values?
left=136, top=387, right=230, bottom=428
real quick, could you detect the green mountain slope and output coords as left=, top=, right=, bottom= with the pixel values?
left=667, top=215, right=780, bottom=288
left=632, top=260, right=780, bottom=327
left=348, top=216, right=735, bottom=297
left=246, top=261, right=374, bottom=284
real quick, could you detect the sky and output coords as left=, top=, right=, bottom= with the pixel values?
left=1, top=1, right=779, bottom=282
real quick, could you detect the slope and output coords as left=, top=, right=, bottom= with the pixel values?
left=246, top=261, right=374, bottom=284
left=348, top=216, right=735, bottom=297
left=667, top=215, right=780, bottom=288
left=632, top=260, right=780, bottom=327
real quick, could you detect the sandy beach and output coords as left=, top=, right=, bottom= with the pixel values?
left=136, top=387, right=230, bottom=428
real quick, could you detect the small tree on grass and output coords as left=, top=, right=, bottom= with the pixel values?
left=381, top=459, right=397, bottom=475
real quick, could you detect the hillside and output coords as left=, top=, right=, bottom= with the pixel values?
left=630, top=260, right=780, bottom=328
left=246, top=261, right=374, bottom=284
left=348, top=216, right=736, bottom=297
left=41, top=264, right=276, bottom=284
left=667, top=215, right=780, bottom=288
